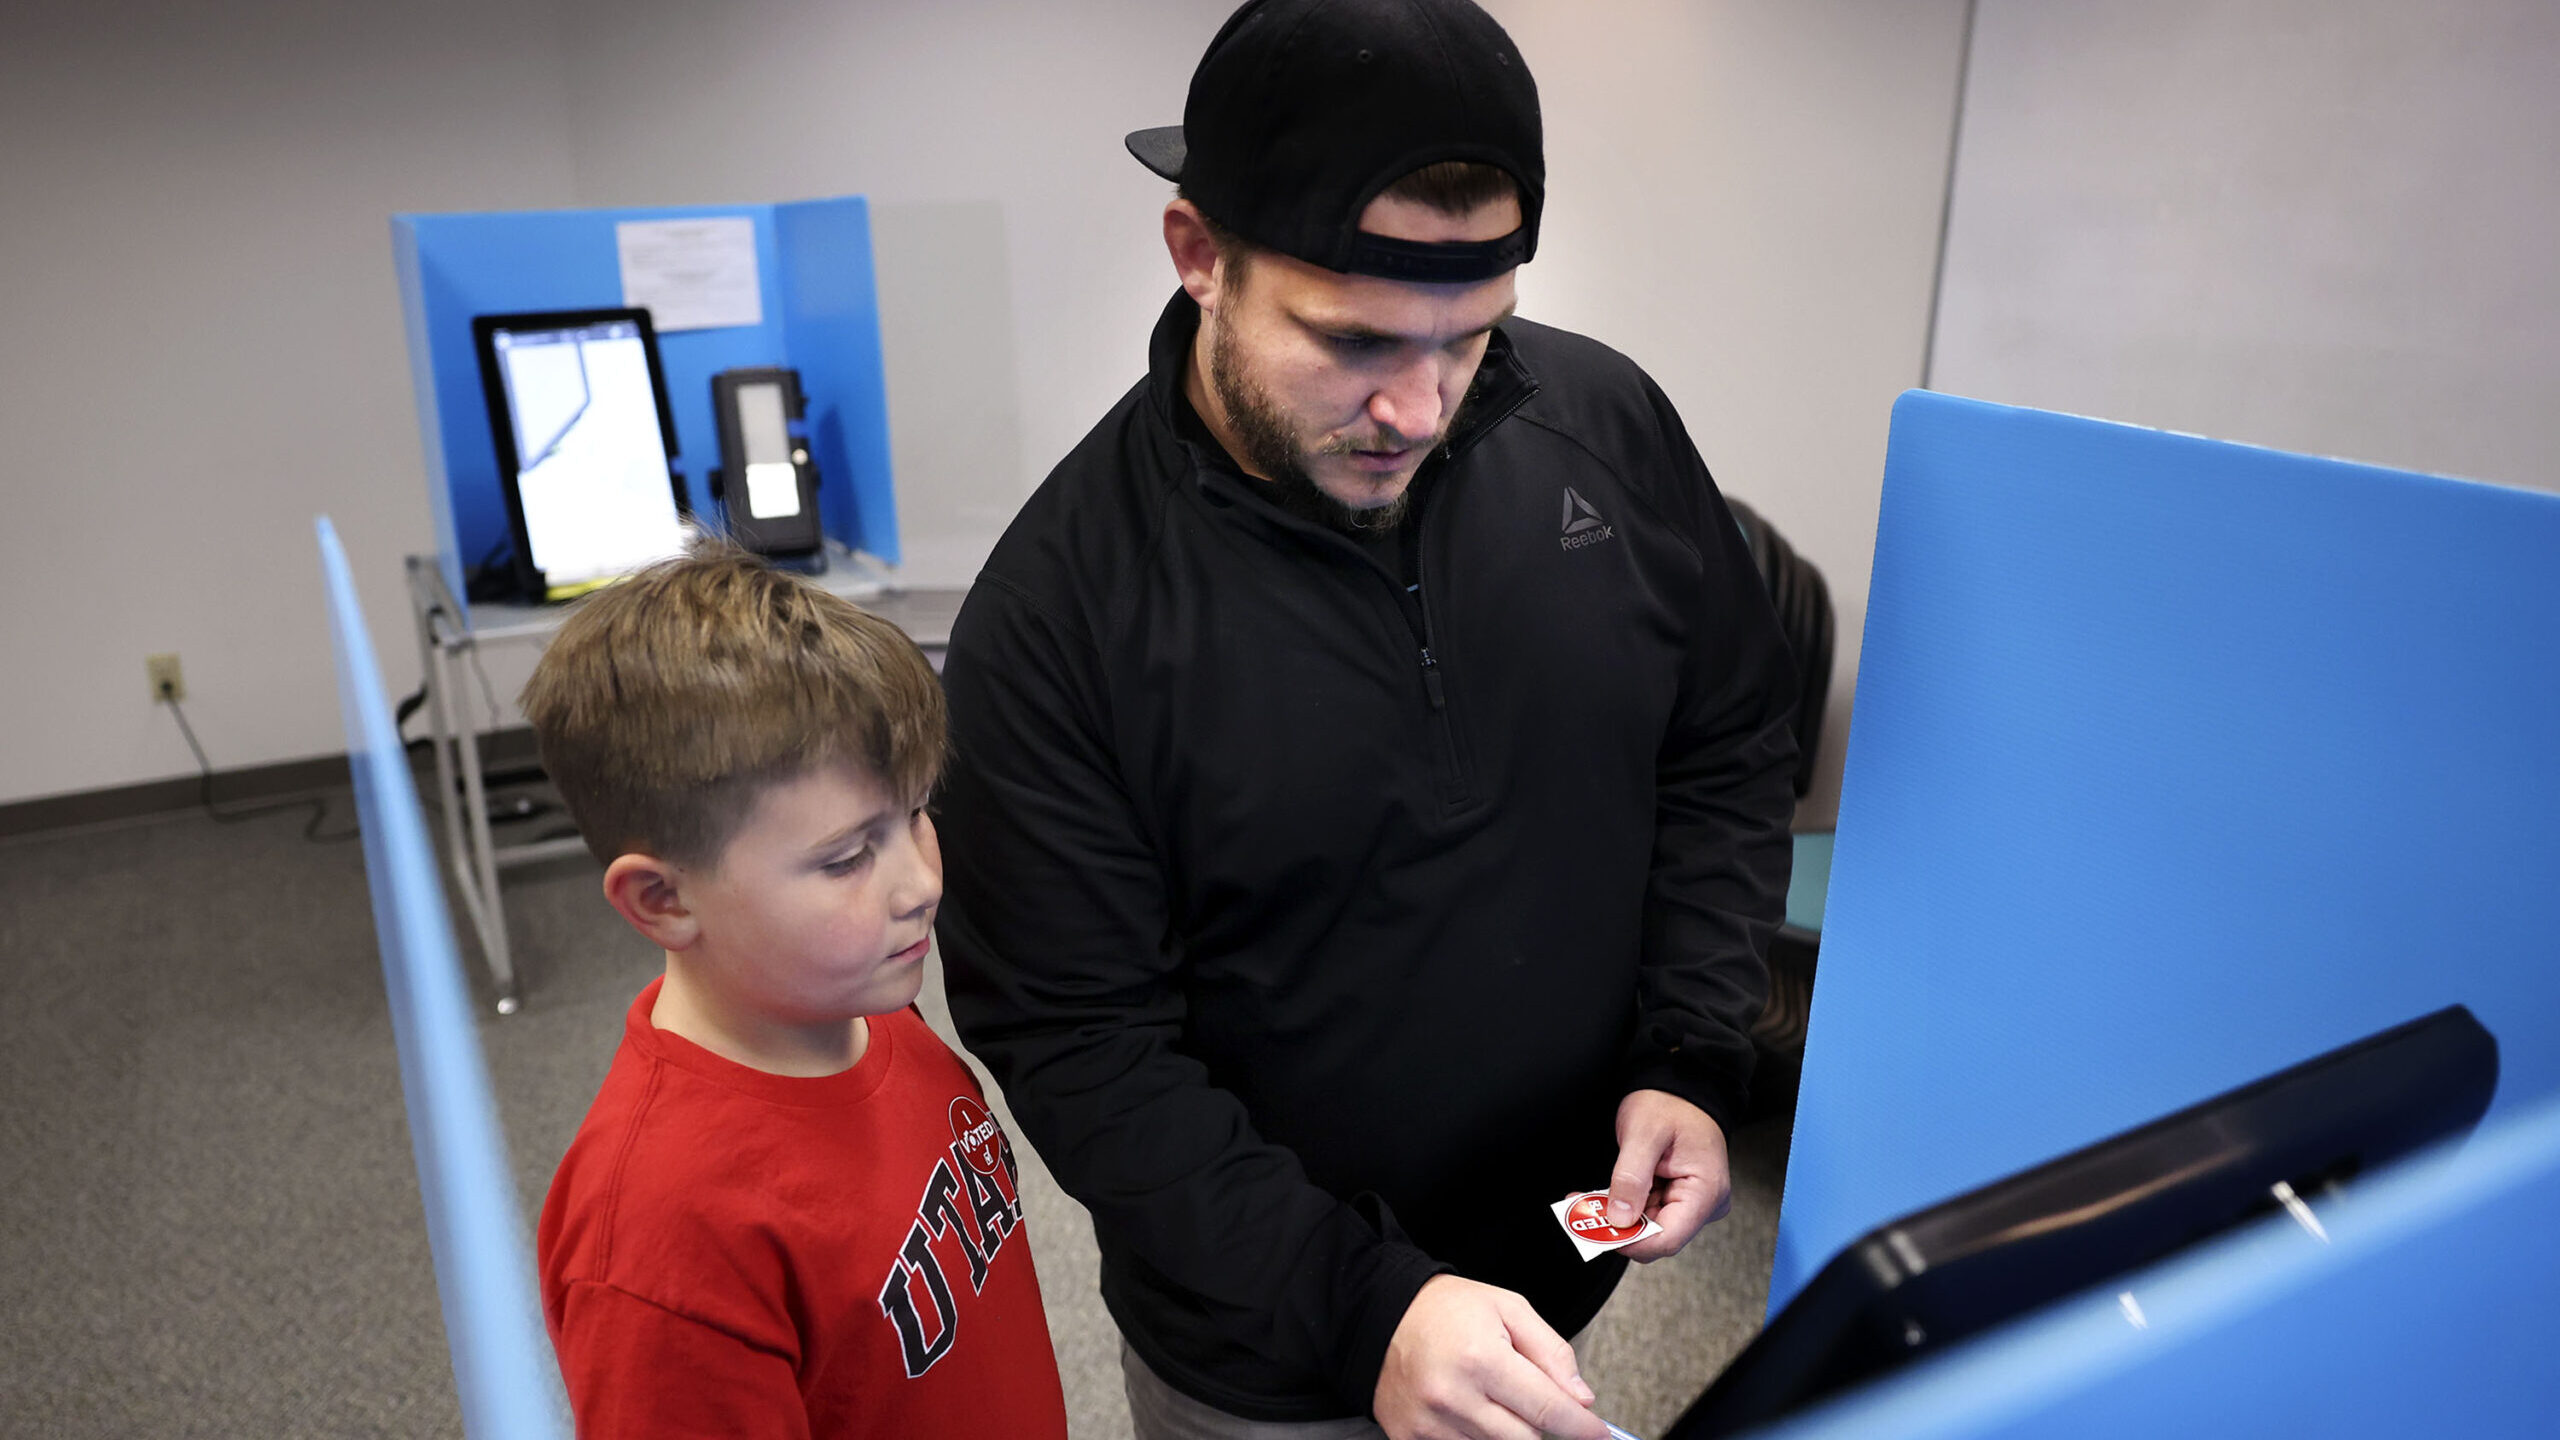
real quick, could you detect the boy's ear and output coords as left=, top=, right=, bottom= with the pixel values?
left=602, top=852, right=699, bottom=951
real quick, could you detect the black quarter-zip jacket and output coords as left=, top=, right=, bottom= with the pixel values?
left=938, top=292, right=1798, bottom=1422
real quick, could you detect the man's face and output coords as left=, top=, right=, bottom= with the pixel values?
left=1193, top=191, right=1521, bottom=530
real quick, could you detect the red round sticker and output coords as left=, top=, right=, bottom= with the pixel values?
left=949, top=1097, right=1003, bottom=1176
left=1565, top=1194, right=1643, bottom=1243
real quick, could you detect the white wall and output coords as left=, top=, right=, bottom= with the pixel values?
left=21, top=0, right=2550, bottom=826
left=553, top=0, right=1219, bottom=589
left=2, top=0, right=1967, bottom=817
left=0, top=0, right=577, bottom=805
left=1933, top=0, right=2560, bottom=495
left=1491, top=0, right=1971, bottom=822
left=555, top=0, right=1970, bottom=823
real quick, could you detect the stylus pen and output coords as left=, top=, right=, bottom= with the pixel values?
left=1602, top=1422, right=1646, bottom=1440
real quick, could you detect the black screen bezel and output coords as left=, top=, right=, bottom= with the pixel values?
left=469, top=306, right=686, bottom=601
left=1669, top=1004, right=2499, bottom=1438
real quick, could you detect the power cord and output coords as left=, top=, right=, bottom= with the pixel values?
left=162, top=690, right=359, bottom=843
left=391, top=676, right=560, bottom=831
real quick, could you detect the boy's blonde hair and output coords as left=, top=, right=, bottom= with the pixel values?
left=519, top=548, right=945, bottom=868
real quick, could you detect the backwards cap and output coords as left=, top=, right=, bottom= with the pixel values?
left=1127, top=0, right=1544, bottom=283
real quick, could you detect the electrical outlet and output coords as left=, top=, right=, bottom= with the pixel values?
left=146, top=652, right=186, bottom=703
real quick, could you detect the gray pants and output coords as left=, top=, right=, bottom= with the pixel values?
left=1121, top=1343, right=1388, bottom=1440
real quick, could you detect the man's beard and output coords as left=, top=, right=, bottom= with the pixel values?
left=1206, top=311, right=1447, bottom=536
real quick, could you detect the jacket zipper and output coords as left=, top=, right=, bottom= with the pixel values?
left=1418, top=646, right=1448, bottom=708
left=1399, top=511, right=1472, bottom=809
left=1401, top=353, right=1533, bottom=810
left=1191, top=347, right=1536, bottom=810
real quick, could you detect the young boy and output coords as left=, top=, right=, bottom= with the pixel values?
left=521, top=550, right=1069, bottom=1439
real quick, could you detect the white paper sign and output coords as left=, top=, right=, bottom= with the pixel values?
left=616, top=217, right=763, bottom=332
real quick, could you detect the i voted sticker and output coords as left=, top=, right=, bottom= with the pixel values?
left=1551, top=1191, right=1663, bottom=1261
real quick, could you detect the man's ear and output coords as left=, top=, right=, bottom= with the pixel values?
left=1163, top=199, right=1228, bottom=313
left=602, top=852, right=700, bottom=951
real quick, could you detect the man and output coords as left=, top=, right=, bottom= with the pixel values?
left=936, top=1, right=1800, bottom=1436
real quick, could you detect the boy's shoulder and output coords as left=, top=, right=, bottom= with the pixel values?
left=539, top=995, right=1016, bottom=1309
left=538, top=990, right=1068, bottom=1436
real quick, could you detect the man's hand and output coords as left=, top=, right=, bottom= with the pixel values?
left=1373, top=1275, right=1608, bottom=1440
left=1605, top=1090, right=1731, bottom=1261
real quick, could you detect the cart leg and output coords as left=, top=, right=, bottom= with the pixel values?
left=416, top=595, right=472, bottom=946
left=437, top=633, right=522, bottom=1011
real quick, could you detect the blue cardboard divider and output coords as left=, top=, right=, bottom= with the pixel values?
left=318, top=516, right=566, bottom=1439
left=391, top=198, right=898, bottom=623
left=1750, top=1090, right=2560, bottom=1440
left=1775, top=391, right=2560, bottom=1314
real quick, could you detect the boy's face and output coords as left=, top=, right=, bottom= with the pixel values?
left=675, top=760, right=943, bottom=1024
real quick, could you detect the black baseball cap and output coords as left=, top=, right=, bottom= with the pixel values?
left=1127, top=0, right=1544, bottom=284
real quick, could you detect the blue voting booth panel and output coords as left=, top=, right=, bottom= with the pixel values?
left=391, top=197, right=898, bottom=622
left=1774, top=391, right=2560, bottom=1314
left=1751, top=1092, right=2560, bottom=1440
left=318, top=516, right=566, bottom=1439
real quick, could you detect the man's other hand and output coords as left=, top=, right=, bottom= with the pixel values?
left=1605, top=1090, right=1732, bottom=1261
left=1373, top=1275, right=1607, bottom=1440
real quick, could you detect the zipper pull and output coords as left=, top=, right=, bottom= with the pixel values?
left=1419, top=647, right=1448, bottom=709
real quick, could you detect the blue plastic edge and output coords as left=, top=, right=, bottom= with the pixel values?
left=774, top=195, right=900, bottom=565
left=316, top=516, right=566, bottom=1439
left=390, top=217, right=469, bottom=619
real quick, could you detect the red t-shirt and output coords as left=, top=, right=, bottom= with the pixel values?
left=538, top=980, right=1069, bottom=1439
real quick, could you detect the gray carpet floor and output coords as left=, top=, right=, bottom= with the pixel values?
left=0, top=794, right=1787, bottom=1437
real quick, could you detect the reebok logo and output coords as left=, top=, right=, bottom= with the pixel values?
left=1559, top=487, right=1615, bottom=551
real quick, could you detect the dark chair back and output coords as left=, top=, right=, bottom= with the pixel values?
left=1725, top=497, right=1835, bottom=799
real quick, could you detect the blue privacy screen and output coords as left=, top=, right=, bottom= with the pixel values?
left=392, top=198, right=896, bottom=623
left=1778, top=391, right=2560, bottom=1313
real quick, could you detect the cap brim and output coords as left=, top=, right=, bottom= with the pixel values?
left=1125, top=126, right=1187, bottom=182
